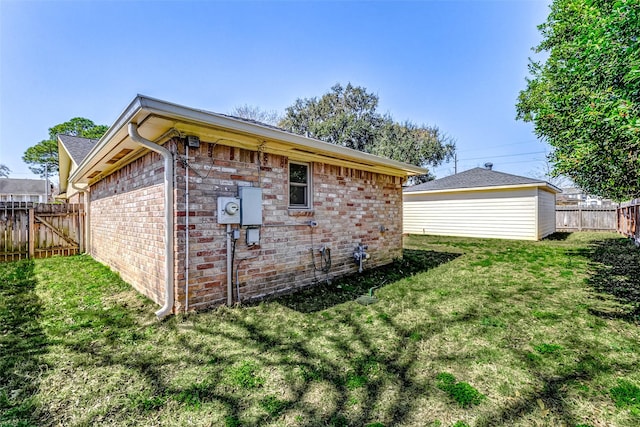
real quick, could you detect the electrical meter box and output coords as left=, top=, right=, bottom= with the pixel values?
left=239, top=186, right=263, bottom=226
left=217, top=197, right=241, bottom=224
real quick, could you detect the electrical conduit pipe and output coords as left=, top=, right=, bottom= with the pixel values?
left=128, top=123, right=175, bottom=320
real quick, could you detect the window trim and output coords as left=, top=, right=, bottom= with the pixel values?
left=288, top=161, right=312, bottom=209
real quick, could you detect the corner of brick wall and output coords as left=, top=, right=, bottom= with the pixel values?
left=87, top=139, right=405, bottom=313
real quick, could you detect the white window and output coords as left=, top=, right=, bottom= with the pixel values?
left=289, top=162, right=311, bottom=209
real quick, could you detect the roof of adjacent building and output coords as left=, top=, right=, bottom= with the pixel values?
left=403, top=167, right=561, bottom=193
left=58, top=135, right=98, bottom=165
left=0, top=178, right=48, bottom=194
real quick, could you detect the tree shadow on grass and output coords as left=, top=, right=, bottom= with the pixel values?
left=544, top=232, right=572, bottom=241
left=0, top=259, right=49, bottom=426
left=274, top=249, right=461, bottom=313
left=6, top=240, right=637, bottom=426
left=583, top=237, right=640, bottom=323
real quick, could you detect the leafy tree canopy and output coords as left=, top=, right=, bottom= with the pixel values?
left=22, top=117, right=108, bottom=178
left=0, top=164, right=10, bottom=178
left=516, top=0, right=640, bottom=201
left=279, top=83, right=455, bottom=182
left=372, top=121, right=455, bottom=183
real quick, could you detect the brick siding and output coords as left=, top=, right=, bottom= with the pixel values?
left=90, top=152, right=167, bottom=305
left=88, top=138, right=404, bottom=312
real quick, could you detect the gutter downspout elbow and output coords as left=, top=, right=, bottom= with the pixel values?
left=128, top=122, right=175, bottom=320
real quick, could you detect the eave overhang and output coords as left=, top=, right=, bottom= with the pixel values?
left=69, top=95, right=428, bottom=185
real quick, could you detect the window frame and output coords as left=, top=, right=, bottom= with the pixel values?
left=288, top=161, right=312, bottom=210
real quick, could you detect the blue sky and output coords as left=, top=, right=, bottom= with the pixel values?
left=1, top=0, right=551, bottom=181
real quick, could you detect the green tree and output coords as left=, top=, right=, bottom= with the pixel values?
left=516, top=0, right=640, bottom=201
left=22, top=139, right=58, bottom=178
left=0, top=164, right=10, bottom=178
left=372, top=120, right=455, bottom=183
left=280, top=83, right=384, bottom=151
left=22, top=117, right=108, bottom=178
left=280, top=83, right=455, bottom=179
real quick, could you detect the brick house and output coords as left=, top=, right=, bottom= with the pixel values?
left=58, top=95, right=426, bottom=318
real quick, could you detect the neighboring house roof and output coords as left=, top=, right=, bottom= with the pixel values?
left=58, top=135, right=98, bottom=194
left=67, top=95, right=427, bottom=186
left=0, top=178, right=48, bottom=194
left=403, top=167, right=561, bottom=194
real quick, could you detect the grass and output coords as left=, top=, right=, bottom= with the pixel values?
left=436, top=372, right=485, bottom=408
left=1, top=232, right=639, bottom=426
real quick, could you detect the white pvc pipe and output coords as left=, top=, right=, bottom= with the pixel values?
left=128, top=123, right=175, bottom=320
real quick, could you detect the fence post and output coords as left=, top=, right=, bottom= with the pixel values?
left=578, top=206, right=582, bottom=232
left=28, top=207, right=35, bottom=258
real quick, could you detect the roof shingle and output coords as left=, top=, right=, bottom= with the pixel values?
left=403, top=167, right=553, bottom=192
left=58, top=135, right=98, bottom=165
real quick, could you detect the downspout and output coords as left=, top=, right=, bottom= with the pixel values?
left=128, top=123, right=175, bottom=320
left=227, top=224, right=233, bottom=306
left=185, top=160, right=190, bottom=312
left=71, top=183, right=90, bottom=254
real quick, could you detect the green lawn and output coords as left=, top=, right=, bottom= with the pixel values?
left=1, top=232, right=639, bottom=427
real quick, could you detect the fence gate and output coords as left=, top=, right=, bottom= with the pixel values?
left=618, top=199, right=639, bottom=243
left=0, top=202, right=84, bottom=262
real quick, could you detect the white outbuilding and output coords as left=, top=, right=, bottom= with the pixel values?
left=403, top=167, right=561, bottom=241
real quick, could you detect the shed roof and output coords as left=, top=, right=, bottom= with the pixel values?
left=0, top=178, right=47, bottom=194
left=403, top=167, right=561, bottom=194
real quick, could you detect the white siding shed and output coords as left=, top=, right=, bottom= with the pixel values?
left=403, top=168, right=561, bottom=241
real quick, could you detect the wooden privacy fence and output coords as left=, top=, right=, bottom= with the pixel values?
left=556, top=205, right=617, bottom=232
left=617, top=199, right=639, bottom=243
left=0, top=202, right=84, bottom=262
